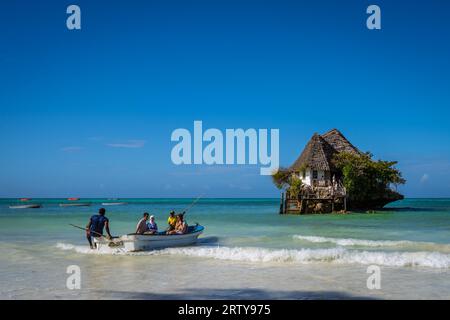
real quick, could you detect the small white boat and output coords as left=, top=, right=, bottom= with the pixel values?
left=59, top=203, right=91, bottom=207
left=94, top=225, right=205, bottom=252
left=9, top=204, right=41, bottom=209
left=101, top=202, right=127, bottom=206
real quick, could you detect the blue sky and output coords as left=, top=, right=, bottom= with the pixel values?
left=1, top=0, right=450, bottom=198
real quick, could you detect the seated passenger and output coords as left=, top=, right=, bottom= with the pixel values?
left=135, top=212, right=149, bottom=234
left=168, top=214, right=188, bottom=235
left=145, top=215, right=158, bottom=234
left=166, top=210, right=177, bottom=232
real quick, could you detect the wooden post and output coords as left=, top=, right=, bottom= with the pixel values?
left=344, top=197, right=347, bottom=212
left=331, top=197, right=335, bottom=212
left=279, top=193, right=284, bottom=214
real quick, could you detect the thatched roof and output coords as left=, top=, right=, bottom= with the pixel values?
left=290, top=129, right=360, bottom=172
left=321, top=129, right=360, bottom=155
left=290, top=133, right=331, bottom=171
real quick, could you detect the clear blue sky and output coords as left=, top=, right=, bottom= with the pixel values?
left=1, top=0, right=449, bottom=198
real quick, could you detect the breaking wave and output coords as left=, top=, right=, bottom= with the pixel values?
left=293, top=235, right=412, bottom=247
left=56, top=243, right=450, bottom=269
left=56, top=242, right=126, bottom=255
left=293, top=235, right=450, bottom=251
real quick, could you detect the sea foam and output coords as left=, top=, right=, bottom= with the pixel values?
left=56, top=243, right=450, bottom=269
left=56, top=242, right=125, bottom=255
left=292, top=235, right=450, bottom=251
left=293, top=235, right=415, bottom=247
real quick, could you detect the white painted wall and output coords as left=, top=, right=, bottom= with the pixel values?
left=296, top=169, right=327, bottom=186
left=296, top=170, right=311, bottom=186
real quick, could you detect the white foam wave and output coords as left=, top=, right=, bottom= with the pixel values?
left=56, top=242, right=125, bottom=255
left=293, top=235, right=413, bottom=247
left=56, top=243, right=450, bottom=268
left=293, top=235, right=448, bottom=250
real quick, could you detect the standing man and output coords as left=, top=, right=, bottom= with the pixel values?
left=86, top=208, right=112, bottom=249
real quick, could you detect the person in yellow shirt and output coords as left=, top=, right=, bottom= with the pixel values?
left=166, top=211, right=177, bottom=232
left=167, top=214, right=188, bottom=235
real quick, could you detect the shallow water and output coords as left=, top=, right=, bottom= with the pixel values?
left=0, top=198, right=449, bottom=299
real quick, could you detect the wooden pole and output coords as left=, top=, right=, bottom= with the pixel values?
left=280, top=193, right=284, bottom=214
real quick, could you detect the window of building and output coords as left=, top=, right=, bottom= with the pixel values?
left=312, top=170, right=318, bottom=179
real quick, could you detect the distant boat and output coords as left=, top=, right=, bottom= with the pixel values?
left=20, top=198, right=32, bottom=202
left=59, top=203, right=91, bottom=207
left=67, top=197, right=79, bottom=201
left=101, top=202, right=127, bottom=206
left=9, top=204, right=41, bottom=209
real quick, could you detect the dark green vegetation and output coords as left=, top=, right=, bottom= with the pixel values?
left=333, top=152, right=405, bottom=209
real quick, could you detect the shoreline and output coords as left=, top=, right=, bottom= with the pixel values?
left=2, top=250, right=449, bottom=300
left=0, top=198, right=449, bottom=300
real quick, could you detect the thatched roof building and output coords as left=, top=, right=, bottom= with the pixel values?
left=279, top=129, right=403, bottom=214
left=290, top=129, right=360, bottom=187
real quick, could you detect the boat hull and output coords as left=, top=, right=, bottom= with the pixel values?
left=101, top=202, right=127, bottom=206
left=9, top=204, right=41, bottom=209
left=59, top=203, right=91, bottom=207
left=94, top=225, right=204, bottom=252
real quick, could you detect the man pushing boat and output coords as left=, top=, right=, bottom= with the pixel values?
left=86, top=208, right=112, bottom=249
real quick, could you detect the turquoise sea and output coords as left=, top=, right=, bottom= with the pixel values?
left=0, top=198, right=449, bottom=299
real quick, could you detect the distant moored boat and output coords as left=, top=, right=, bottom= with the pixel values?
left=59, top=202, right=91, bottom=207
left=9, top=204, right=41, bottom=209
left=101, top=202, right=127, bottom=206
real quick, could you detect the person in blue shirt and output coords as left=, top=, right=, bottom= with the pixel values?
left=86, top=208, right=112, bottom=249
left=146, top=215, right=158, bottom=234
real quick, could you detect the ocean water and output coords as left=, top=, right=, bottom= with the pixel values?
left=0, top=198, right=449, bottom=299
